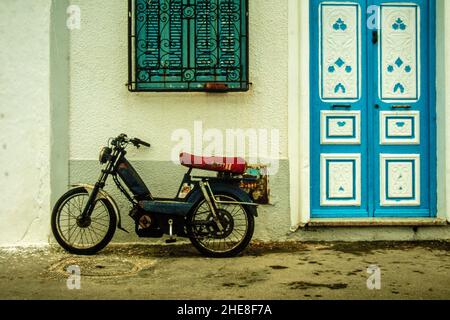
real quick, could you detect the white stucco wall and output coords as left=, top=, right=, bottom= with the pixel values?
left=69, top=0, right=289, bottom=163
left=67, top=0, right=292, bottom=241
left=0, top=0, right=52, bottom=246
left=0, top=0, right=448, bottom=248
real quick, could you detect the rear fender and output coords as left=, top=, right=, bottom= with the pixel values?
left=186, top=182, right=258, bottom=217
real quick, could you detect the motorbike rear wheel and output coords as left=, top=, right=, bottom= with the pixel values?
left=51, top=187, right=117, bottom=255
left=188, top=194, right=255, bottom=258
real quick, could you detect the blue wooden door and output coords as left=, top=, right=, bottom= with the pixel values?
left=310, top=0, right=436, bottom=218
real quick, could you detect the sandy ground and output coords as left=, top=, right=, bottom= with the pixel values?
left=0, top=241, right=449, bottom=300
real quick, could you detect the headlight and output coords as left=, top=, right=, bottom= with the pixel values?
left=99, top=147, right=112, bottom=164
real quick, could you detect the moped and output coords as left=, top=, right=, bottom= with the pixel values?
left=51, top=134, right=258, bottom=257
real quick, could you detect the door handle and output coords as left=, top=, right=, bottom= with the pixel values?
left=391, top=105, right=412, bottom=109
left=372, top=30, right=378, bottom=44
left=331, top=105, right=352, bottom=109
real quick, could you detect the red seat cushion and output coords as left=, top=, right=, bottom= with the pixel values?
left=179, top=153, right=247, bottom=175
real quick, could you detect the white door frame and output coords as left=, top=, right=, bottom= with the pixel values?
left=288, top=0, right=310, bottom=229
left=288, top=0, right=450, bottom=228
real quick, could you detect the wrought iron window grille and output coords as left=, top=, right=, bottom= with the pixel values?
left=128, top=0, right=250, bottom=92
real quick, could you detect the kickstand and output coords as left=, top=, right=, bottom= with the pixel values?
left=166, top=219, right=177, bottom=244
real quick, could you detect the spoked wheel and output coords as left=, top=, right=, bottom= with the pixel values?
left=188, top=194, right=255, bottom=258
left=51, top=187, right=116, bottom=255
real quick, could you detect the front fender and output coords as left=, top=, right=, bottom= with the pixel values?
left=72, top=184, right=121, bottom=223
left=186, top=182, right=258, bottom=217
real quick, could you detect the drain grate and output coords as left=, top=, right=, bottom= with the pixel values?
left=46, top=257, right=156, bottom=279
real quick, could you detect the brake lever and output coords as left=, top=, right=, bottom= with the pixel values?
left=130, top=139, right=141, bottom=149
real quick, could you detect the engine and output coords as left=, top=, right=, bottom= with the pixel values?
left=129, top=207, right=163, bottom=238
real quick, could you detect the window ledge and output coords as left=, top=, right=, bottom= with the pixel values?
left=307, top=218, right=449, bottom=228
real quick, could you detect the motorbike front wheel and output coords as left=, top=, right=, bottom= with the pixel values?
left=51, top=187, right=117, bottom=255
left=188, top=194, right=255, bottom=258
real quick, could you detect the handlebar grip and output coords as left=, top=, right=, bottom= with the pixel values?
left=135, top=138, right=151, bottom=148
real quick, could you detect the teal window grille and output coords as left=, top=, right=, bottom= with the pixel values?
left=128, top=0, right=249, bottom=92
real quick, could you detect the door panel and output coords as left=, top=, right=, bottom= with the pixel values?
left=321, top=111, right=361, bottom=145
left=379, top=154, right=421, bottom=207
left=320, top=153, right=362, bottom=207
left=319, top=3, right=362, bottom=102
left=310, top=0, right=436, bottom=218
left=371, top=0, right=432, bottom=217
left=380, top=111, right=420, bottom=145
left=378, top=4, right=420, bottom=102
left=311, top=0, right=368, bottom=218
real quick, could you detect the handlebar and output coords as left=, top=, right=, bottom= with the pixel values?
left=112, top=134, right=151, bottom=149
left=131, top=138, right=151, bottom=148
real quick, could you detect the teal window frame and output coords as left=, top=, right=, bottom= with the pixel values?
left=128, top=0, right=249, bottom=92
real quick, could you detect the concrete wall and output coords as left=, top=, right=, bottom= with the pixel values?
left=68, top=0, right=292, bottom=241
left=0, top=0, right=70, bottom=246
left=50, top=0, right=70, bottom=208
left=0, top=0, right=52, bottom=245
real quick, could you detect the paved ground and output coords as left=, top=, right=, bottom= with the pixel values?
left=0, top=241, right=449, bottom=300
